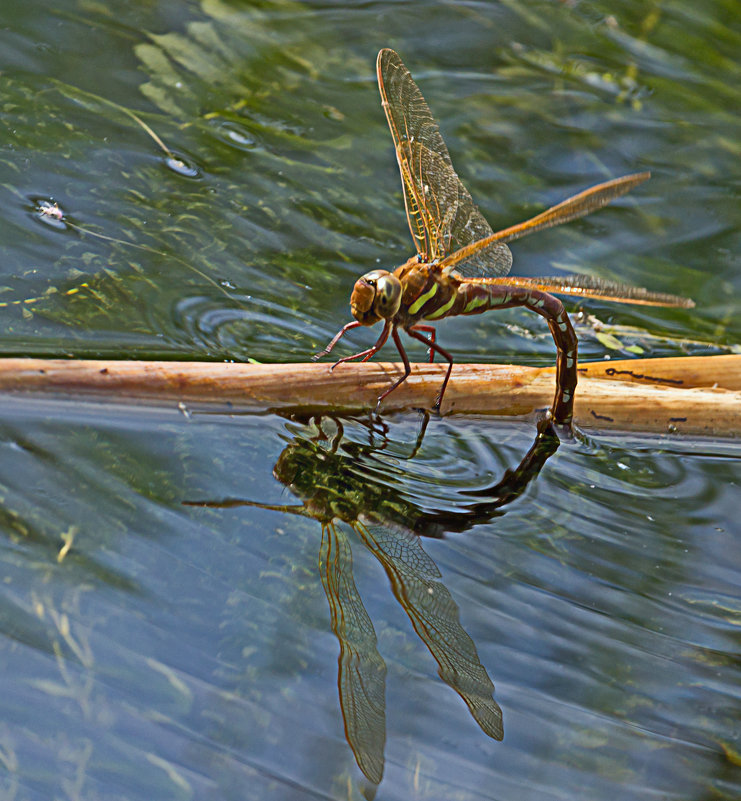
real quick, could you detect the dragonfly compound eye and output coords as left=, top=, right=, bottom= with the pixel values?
left=351, top=270, right=400, bottom=324
left=374, top=273, right=402, bottom=318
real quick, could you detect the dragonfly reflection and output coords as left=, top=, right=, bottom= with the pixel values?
left=187, top=417, right=559, bottom=786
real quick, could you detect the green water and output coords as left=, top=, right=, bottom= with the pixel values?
left=0, top=1, right=739, bottom=799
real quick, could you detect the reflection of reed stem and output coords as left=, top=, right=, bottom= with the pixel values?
left=0, top=355, right=738, bottom=437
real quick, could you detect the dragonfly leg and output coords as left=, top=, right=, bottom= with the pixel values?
left=328, top=321, right=392, bottom=370
left=312, top=320, right=363, bottom=361
left=406, top=327, right=453, bottom=412
left=374, top=326, right=412, bottom=413
left=409, top=323, right=437, bottom=363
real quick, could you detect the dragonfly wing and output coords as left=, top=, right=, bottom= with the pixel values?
left=446, top=205, right=513, bottom=277
left=320, top=523, right=387, bottom=785
left=464, top=274, right=695, bottom=308
left=441, top=172, right=651, bottom=275
left=358, top=515, right=504, bottom=740
left=377, top=48, right=512, bottom=276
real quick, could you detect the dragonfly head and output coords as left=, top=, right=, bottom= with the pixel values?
left=350, top=269, right=402, bottom=325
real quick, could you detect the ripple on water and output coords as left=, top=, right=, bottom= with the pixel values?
left=207, top=118, right=261, bottom=151
left=163, top=151, right=201, bottom=178
left=169, top=293, right=318, bottom=359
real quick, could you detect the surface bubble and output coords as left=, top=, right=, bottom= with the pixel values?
left=209, top=118, right=261, bottom=151
left=164, top=153, right=201, bottom=178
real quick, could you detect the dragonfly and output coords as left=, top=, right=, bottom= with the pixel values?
left=315, top=48, right=694, bottom=428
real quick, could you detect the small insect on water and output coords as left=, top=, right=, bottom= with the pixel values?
left=314, top=49, right=694, bottom=430
left=35, top=199, right=68, bottom=230
left=37, top=200, right=64, bottom=221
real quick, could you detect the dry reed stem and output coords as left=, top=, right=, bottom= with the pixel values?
left=0, top=355, right=738, bottom=437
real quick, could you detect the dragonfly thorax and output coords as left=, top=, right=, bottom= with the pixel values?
left=350, top=269, right=402, bottom=325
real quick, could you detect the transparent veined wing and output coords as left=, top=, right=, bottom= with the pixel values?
left=377, top=48, right=513, bottom=277
left=462, top=273, right=695, bottom=308
left=359, top=515, right=504, bottom=740
left=320, top=522, right=387, bottom=785
left=440, top=172, right=651, bottom=275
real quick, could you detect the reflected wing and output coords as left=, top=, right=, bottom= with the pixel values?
left=320, top=523, right=387, bottom=785
left=358, top=515, right=503, bottom=740
left=440, top=172, right=651, bottom=275
left=377, top=48, right=512, bottom=276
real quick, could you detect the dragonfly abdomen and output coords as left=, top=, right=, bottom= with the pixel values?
left=426, top=279, right=580, bottom=425
left=455, top=282, right=516, bottom=318
left=419, top=280, right=513, bottom=322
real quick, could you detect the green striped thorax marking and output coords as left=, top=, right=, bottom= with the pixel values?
left=425, top=294, right=456, bottom=320
left=408, top=282, right=438, bottom=315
